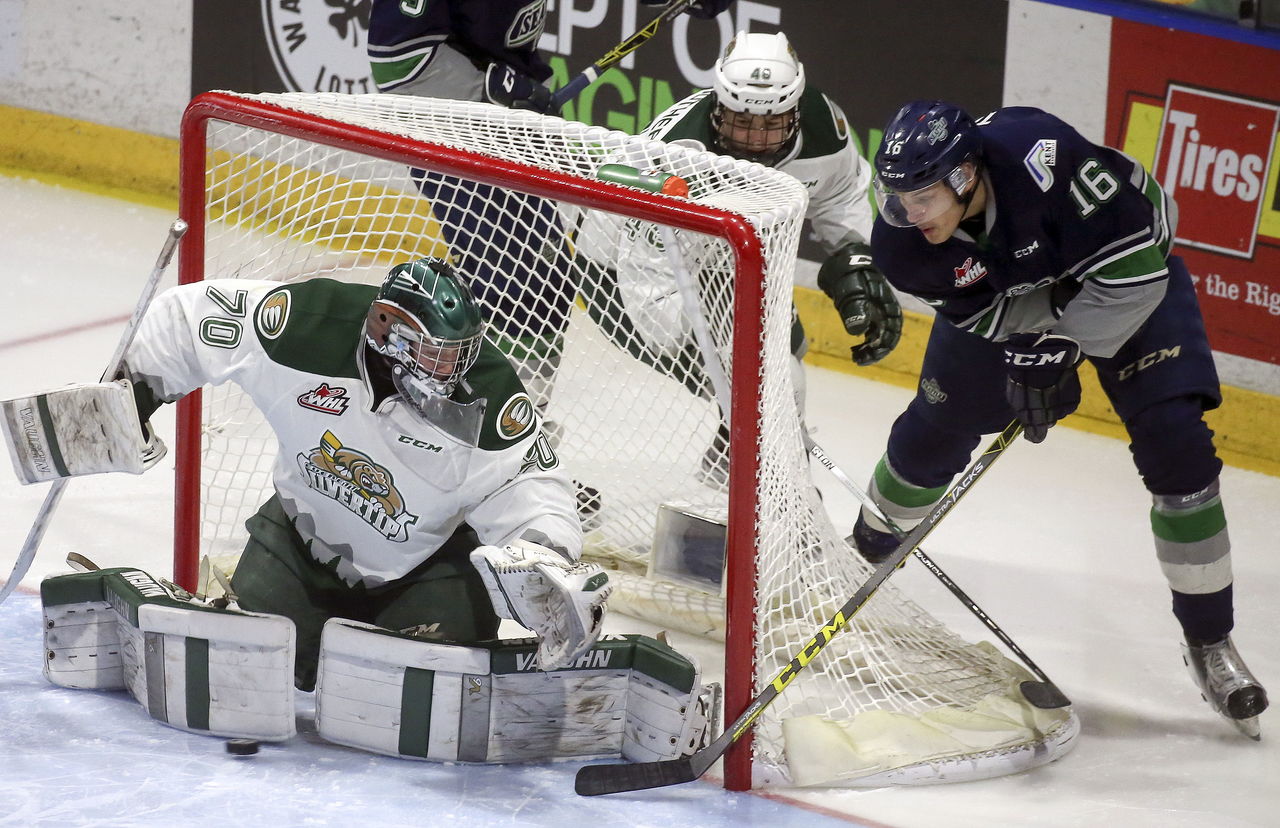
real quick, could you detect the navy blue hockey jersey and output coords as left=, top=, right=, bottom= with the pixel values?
left=369, top=0, right=553, bottom=89
left=871, top=107, right=1176, bottom=358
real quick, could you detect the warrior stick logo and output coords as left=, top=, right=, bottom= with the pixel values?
left=261, top=0, right=374, bottom=94
left=299, top=430, right=418, bottom=541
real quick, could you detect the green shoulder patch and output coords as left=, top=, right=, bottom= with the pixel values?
left=796, top=87, right=851, bottom=159
left=254, top=279, right=370, bottom=377
left=454, top=340, right=537, bottom=451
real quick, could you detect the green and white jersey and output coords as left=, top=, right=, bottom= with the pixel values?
left=642, top=86, right=875, bottom=253
left=124, top=278, right=581, bottom=587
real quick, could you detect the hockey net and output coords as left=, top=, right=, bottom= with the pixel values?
left=176, top=91, right=1076, bottom=789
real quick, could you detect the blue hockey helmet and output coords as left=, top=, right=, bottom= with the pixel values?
left=873, top=101, right=983, bottom=228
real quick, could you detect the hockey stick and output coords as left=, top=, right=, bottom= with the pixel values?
left=550, top=0, right=697, bottom=109
left=575, top=419, right=1024, bottom=796
left=804, top=434, right=1070, bottom=709
left=0, top=219, right=188, bottom=605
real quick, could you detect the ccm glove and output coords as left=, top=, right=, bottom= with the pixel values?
left=817, top=242, right=903, bottom=366
left=1002, top=333, right=1083, bottom=443
left=484, top=63, right=559, bottom=116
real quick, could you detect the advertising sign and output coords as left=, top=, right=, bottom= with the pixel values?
left=1109, top=19, right=1280, bottom=364
left=193, top=2, right=1006, bottom=262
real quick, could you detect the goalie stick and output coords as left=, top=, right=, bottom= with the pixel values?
left=804, top=434, right=1070, bottom=710
left=550, top=0, right=697, bottom=109
left=574, top=419, right=1025, bottom=796
left=0, top=219, right=188, bottom=605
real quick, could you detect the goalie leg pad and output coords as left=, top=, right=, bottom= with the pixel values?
left=314, top=622, right=715, bottom=764
left=42, top=568, right=296, bottom=741
left=1, top=380, right=161, bottom=484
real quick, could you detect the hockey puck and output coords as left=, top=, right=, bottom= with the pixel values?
left=225, top=739, right=260, bottom=756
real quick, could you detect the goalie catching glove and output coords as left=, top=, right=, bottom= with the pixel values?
left=470, top=539, right=612, bottom=671
left=817, top=241, right=903, bottom=366
left=1002, top=333, right=1083, bottom=443
left=1, top=379, right=166, bottom=484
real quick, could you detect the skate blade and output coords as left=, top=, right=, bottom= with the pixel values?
left=1230, top=715, right=1261, bottom=741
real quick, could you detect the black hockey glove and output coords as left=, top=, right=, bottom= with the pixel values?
left=1002, top=333, right=1083, bottom=444
left=484, top=63, right=559, bottom=116
left=817, top=241, right=903, bottom=366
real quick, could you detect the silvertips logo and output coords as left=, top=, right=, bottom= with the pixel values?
left=299, top=430, right=419, bottom=541
left=262, top=0, right=374, bottom=93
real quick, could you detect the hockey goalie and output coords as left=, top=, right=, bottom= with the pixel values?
left=5, top=255, right=717, bottom=763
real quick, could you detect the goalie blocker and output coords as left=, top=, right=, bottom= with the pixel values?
left=315, top=619, right=719, bottom=764
left=1, top=379, right=165, bottom=484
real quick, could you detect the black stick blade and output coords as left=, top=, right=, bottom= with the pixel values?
left=575, top=758, right=697, bottom=796
left=1019, top=679, right=1072, bottom=709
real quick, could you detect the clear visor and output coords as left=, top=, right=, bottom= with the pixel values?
left=383, top=322, right=483, bottom=394
left=390, top=364, right=486, bottom=447
left=873, top=165, right=976, bottom=229
left=713, top=107, right=798, bottom=162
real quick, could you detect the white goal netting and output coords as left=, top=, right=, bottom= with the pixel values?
left=177, top=91, right=1076, bottom=788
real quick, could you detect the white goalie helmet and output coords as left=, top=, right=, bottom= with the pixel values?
left=711, top=31, right=806, bottom=163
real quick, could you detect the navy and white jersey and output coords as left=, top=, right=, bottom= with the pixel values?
left=872, top=107, right=1176, bottom=358
left=369, top=0, right=553, bottom=93
left=369, top=1, right=736, bottom=94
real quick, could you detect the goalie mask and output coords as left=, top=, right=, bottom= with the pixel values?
left=362, top=257, right=487, bottom=443
left=711, top=31, right=805, bottom=165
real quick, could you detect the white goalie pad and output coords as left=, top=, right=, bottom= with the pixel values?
left=1, top=380, right=161, bottom=484
left=314, top=621, right=716, bottom=764
left=41, top=567, right=296, bottom=741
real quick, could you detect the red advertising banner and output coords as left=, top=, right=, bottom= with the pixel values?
left=1108, top=19, right=1280, bottom=365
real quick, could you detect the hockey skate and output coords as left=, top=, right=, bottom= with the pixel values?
left=847, top=510, right=900, bottom=565
left=1183, top=635, right=1269, bottom=739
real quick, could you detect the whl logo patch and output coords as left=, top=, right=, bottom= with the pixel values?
left=1153, top=85, right=1279, bottom=259
left=953, top=257, right=988, bottom=288
left=298, top=383, right=351, bottom=415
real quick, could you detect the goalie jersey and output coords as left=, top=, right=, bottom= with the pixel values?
left=643, top=86, right=875, bottom=253
left=871, top=107, right=1176, bottom=358
left=123, top=278, right=581, bottom=587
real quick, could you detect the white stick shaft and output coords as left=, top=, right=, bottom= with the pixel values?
left=0, top=218, right=188, bottom=604
left=660, top=227, right=733, bottom=420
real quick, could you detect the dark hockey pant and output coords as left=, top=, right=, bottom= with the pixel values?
left=880, top=258, right=1234, bottom=641
left=230, top=494, right=500, bottom=691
